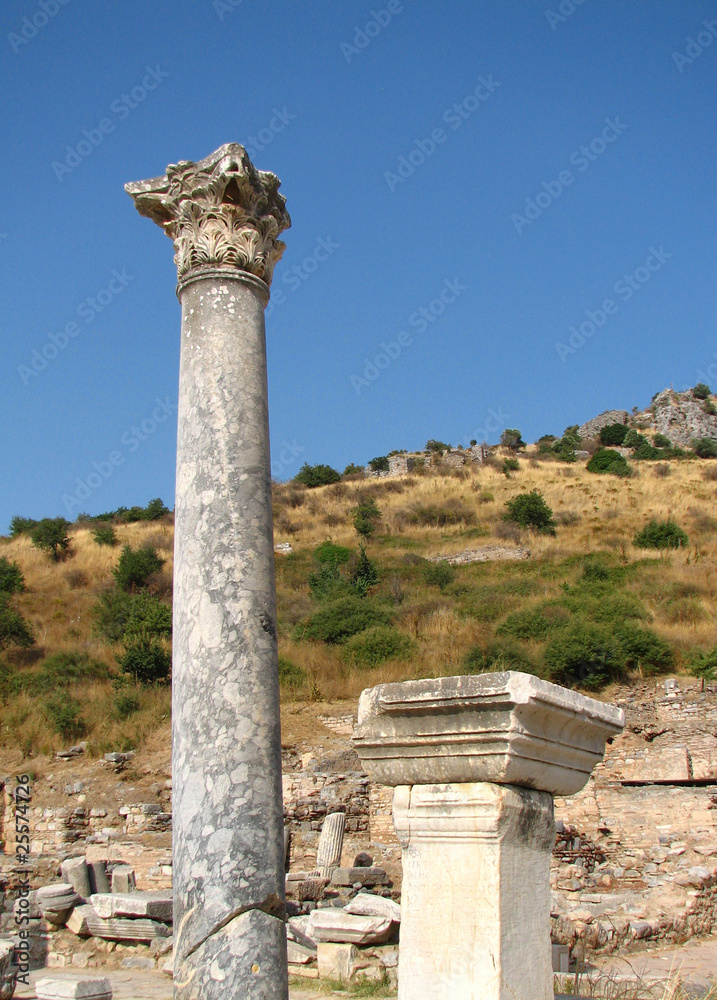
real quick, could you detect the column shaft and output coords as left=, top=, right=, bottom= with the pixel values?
left=172, top=270, right=287, bottom=999
left=316, top=812, right=347, bottom=878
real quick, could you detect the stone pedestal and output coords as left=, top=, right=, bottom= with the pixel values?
left=126, top=144, right=291, bottom=1000
left=353, top=672, right=624, bottom=1000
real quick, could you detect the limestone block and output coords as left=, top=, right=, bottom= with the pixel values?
left=109, top=866, right=135, bottom=893
left=316, top=812, right=346, bottom=878
left=68, top=905, right=170, bottom=942
left=66, top=905, right=94, bottom=936
left=309, top=909, right=395, bottom=945
left=61, top=858, right=92, bottom=900
left=87, top=862, right=110, bottom=895
left=35, top=978, right=112, bottom=999
left=330, top=867, right=388, bottom=887
left=90, top=891, right=172, bottom=922
left=0, top=940, right=16, bottom=1000
left=353, top=671, right=624, bottom=794
left=317, top=942, right=359, bottom=981
left=287, top=940, right=316, bottom=964
left=345, top=892, right=401, bottom=923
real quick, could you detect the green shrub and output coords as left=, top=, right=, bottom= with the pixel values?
left=308, top=563, right=350, bottom=603
left=314, top=542, right=352, bottom=566
left=545, top=622, right=623, bottom=689
left=294, top=464, right=341, bottom=488
left=463, top=639, right=539, bottom=675
left=93, top=589, right=172, bottom=643
left=45, top=695, right=86, bottom=740
left=113, top=546, right=164, bottom=591
left=581, top=561, right=610, bottom=582
left=586, top=449, right=631, bottom=477
left=500, top=429, right=525, bottom=451
left=693, top=438, right=717, bottom=459
left=351, top=546, right=379, bottom=597
left=497, top=607, right=562, bottom=640
left=409, top=501, right=475, bottom=527
left=144, top=498, right=170, bottom=520
left=653, top=433, right=672, bottom=449
left=343, top=463, right=365, bottom=477
left=278, top=656, right=307, bottom=691
left=688, top=647, right=717, bottom=680
left=0, top=595, right=34, bottom=651
left=92, top=525, right=117, bottom=547
left=37, top=651, right=110, bottom=686
left=623, top=429, right=645, bottom=449
left=343, top=626, right=412, bottom=666
left=31, top=518, right=71, bottom=561
left=118, top=638, right=171, bottom=684
left=693, top=383, right=711, bottom=400
left=633, top=519, right=688, bottom=550
left=368, top=456, right=389, bottom=473
left=537, top=435, right=556, bottom=453
left=425, top=439, right=450, bottom=454
left=599, top=424, right=628, bottom=446
left=502, top=458, right=520, bottom=475
left=614, top=623, right=673, bottom=675
left=0, top=558, right=24, bottom=594
left=301, top=597, right=392, bottom=644
left=503, top=490, right=556, bottom=534
left=423, top=561, right=456, bottom=591
left=114, top=691, right=141, bottom=719
left=9, top=516, right=38, bottom=537
left=633, top=442, right=662, bottom=461
left=352, top=498, right=381, bottom=538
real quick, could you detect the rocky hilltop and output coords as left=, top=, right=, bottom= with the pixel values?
left=579, top=387, right=717, bottom=447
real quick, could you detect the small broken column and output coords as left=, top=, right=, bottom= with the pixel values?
left=353, top=672, right=624, bottom=1000
left=126, top=145, right=291, bottom=999
left=316, top=812, right=347, bottom=878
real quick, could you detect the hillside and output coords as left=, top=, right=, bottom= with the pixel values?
left=1, top=441, right=717, bottom=758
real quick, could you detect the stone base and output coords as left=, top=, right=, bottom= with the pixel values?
left=393, top=781, right=554, bottom=1000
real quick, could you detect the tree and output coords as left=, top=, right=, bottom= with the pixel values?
left=351, top=545, right=379, bottom=597
left=144, top=498, right=170, bottom=520
left=693, top=383, right=711, bottom=400
left=693, top=437, right=717, bottom=458
left=118, top=637, right=171, bottom=684
left=0, top=594, right=34, bottom=651
left=113, top=546, right=164, bottom=591
left=368, top=456, right=389, bottom=473
left=294, top=463, right=341, bottom=488
left=352, top=498, right=381, bottom=538
left=586, top=449, right=631, bottom=477
left=0, top=558, right=24, bottom=594
left=9, top=516, right=38, bottom=537
left=503, top=490, right=556, bottom=534
left=500, top=429, right=525, bottom=451
left=343, top=463, right=365, bottom=477
left=599, top=423, right=628, bottom=446
left=31, top=518, right=71, bottom=561
left=633, top=520, right=688, bottom=550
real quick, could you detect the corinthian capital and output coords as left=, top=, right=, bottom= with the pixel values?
left=125, top=143, right=291, bottom=287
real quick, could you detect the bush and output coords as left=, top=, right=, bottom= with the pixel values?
left=351, top=546, right=379, bottom=597
left=653, top=433, right=672, bottom=449
left=503, top=490, right=556, bottom=534
left=463, top=639, right=538, bottom=675
left=114, top=691, right=141, bottom=719
left=31, top=518, right=71, bottom=561
left=45, top=695, right=86, bottom=740
left=586, top=449, right=631, bottom=477
left=352, top=498, right=381, bottom=538
left=314, top=541, right=352, bottom=566
left=693, top=383, right=711, bottom=400
left=425, top=439, right=450, bottom=454
left=278, top=656, right=307, bottom=691
left=118, top=637, right=171, bottom=684
left=294, top=463, right=341, bottom=488
left=500, top=429, right=525, bottom=451
left=581, top=561, right=610, bottom=582
left=615, top=624, right=673, bottom=676
left=144, top=498, right=170, bottom=520
left=688, top=647, right=717, bottom=681
left=623, top=429, right=645, bottom=449
left=409, top=500, right=475, bottom=528
left=343, top=463, right=365, bottom=477
left=693, top=437, right=717, bottom=459
left=0, top=558, right=24, bottom=594
left=423, top=561, right=456, bottom=591
left=9, top=516, right=38, bottom=537
left=301, top=597, right=392, bottom=644
left=92, top=525, right=117, bottom=547
left=28, top=652, right=110, bottom=693
left=502, top=458, right=520, bottom=475
left=113, top=546, right=164, bottom=591
left=0, top=595, right=34, bottom=651
left=599, top=423, right=628, bottom=446
left=497, top=607, right=562, bottom=640
left=633, top=519, right=688, bottom=550
left=93, top=589, right=172, bottom=643
left=343, top=626, right=412, bottom=666
left=546, top=622, right=623, bottom=689
left=368, top=456, right=389, bottom=473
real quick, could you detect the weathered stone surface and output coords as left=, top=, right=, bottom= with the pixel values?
left=35, top=978, right=112, bottom=999
left=90, top=891, right=172, bottom=922
left=316, top=812, right=346, bottom=878
left=345, top=892, right=401, bottom=923
left=0, top=940, right=16, bottom=1000
left=61, top=858, right=92, bottom=899
left=317, top=942, right=359, bottom=982
left=87, top=862, right=110, bottom=895
left=67, top=905, right=170, bottom=942
left=286, top=940, right=316, bottom=964
left=394, top=782, right=555, bottom=1000
left=308, top=909, right=395, bottom=945
left=330, top=867, right=389, bottom=887
left=577, top=409, right=629, bottom=439
left=126, top=144, right=291, bottom=1000
left=109, top=867, right=135, bottom=894
left=353, top=671, right=624, bottom=794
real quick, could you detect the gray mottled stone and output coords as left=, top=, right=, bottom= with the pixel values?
left=0, top=940, right=16, bottom=1000
left=110, top=867, right=135, bottom=894
left=88, top=861, right=111, bottom=895
left=126, top=145, right=291, bottom=1000
left=35, top=977, right=112, bottom=999
left=61, top=858, right=92, bottom=900
left=316, top=812, right=346, bottom=878
left=91, top=891, right=172, bottom=921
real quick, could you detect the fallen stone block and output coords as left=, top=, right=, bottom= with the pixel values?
left=317, top=942, right=359, bottom=981
left=288, top=963, right=319, bottom=979
left=61, top=858, right=92, bottom=900
left=91, top=891, right=172, bottom=922
left=287, top=940, right=316, bottom=964
left=309, top=909, right=395, bottom=945
left=0, top=940, right=16, bottom=1000
left=35, top=977, right=113, bottom=999
left=331, top=866, right=389, bottom=887
left=88, top=861, right=110, bottom=895
left=345, top=892, right=401, bottom=923
left=65, top=904, right=170, bottom=942
left=110, top=866, right=136, bottom=893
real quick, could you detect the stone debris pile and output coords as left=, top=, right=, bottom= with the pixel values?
left=35, top=976, right=113, bottom=999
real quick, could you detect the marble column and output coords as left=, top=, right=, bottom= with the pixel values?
left=316, top=812, right=347, bottom=878
left=353, top=671, right=624, bottom=1000
left=126, top=144, right=291, bottom=1000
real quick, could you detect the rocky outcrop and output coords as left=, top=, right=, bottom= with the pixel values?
left=639, top=388, right=717, bottom=446
left=578, top=410, right=629, bottom=440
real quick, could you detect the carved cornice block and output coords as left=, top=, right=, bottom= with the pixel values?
left=125, top=143, right=291, bottom=286
left=353, top=671, right=624, bottom=795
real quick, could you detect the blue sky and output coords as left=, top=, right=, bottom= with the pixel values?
left=2, top=0, right=716, bottom=531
